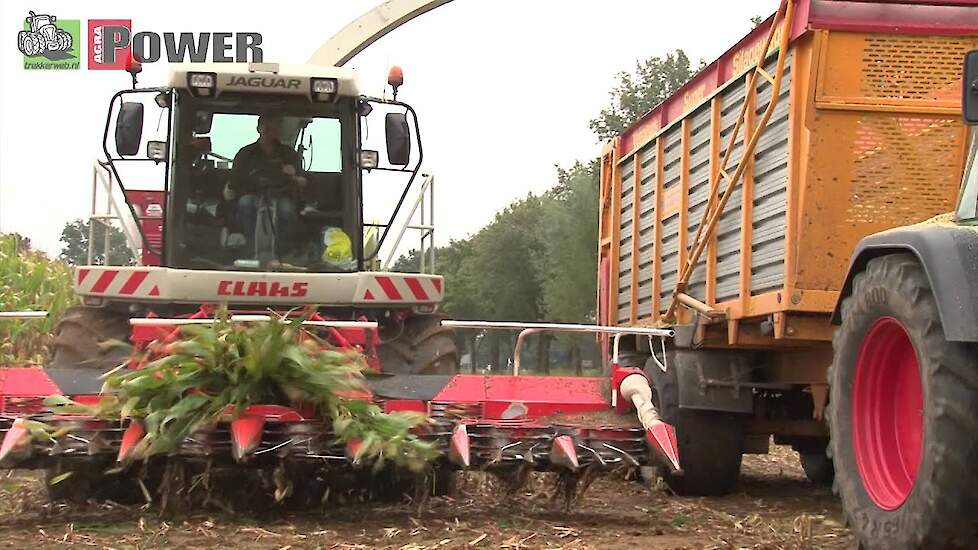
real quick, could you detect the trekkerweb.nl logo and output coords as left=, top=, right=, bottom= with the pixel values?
left=18, top=10, right=80, bottom=70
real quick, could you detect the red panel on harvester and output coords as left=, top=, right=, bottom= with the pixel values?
left=0, top=368, right=61, bottom=398
left=433, top=375, right=610, bottom=420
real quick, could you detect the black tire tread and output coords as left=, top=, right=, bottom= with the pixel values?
left=829, top=253, right=978, bottom=549
left=644, top=354, right=744, bottom=496
left=49, top=306, right=130, bottom=371
left=378, top=316, right=458, bottom=375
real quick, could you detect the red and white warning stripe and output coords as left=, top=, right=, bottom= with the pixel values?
left=358, top=274, right=443, bottom=303
left=76, top=267, right=163, bottom=298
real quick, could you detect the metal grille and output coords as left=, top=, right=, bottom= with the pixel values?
left=715, top=74, right=748, bottom=303
left=635, top=145, right=658, bottom=320
left=617, top=160, right=636, bottom=321
left=861, top=36, right=974, bottom=101
left=751, top=54, right=792, bottom=295
left=657, top=126, right=684, bottom=312
left=845, top=115, right=960, bottom=225
left=686, top=104, right=713, bottom=303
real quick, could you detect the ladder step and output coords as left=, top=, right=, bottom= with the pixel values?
left=674, top=293, right=725, bottom=319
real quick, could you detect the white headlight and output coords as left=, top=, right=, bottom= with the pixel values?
left=187, top=72, right=217, bottom=97
left=188, top=73, right=215, bottom=88
left=146, top=140, right=167, bottom=162
left=359, top=150, right=379, bottom=170
left=312, top=78, right=337, bottom=94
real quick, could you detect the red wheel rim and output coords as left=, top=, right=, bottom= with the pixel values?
left=852, top=317, right=923, bottom=510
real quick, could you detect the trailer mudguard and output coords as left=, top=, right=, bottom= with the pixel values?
left=832, top=224, right=978, bottom=342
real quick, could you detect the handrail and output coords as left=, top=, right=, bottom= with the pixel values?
left=664, top=0, right=796, bottom=323
left=88, top=161, right=142, bottom=265
left=441, top=320, right=674, bottom=375
left=0, top=311, right=49, bottom=320
left=382, top=173, right=436, bottom=273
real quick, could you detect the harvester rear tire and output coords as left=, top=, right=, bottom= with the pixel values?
left=50, top=306, right=130, bottom=371
left=644, top=355, right=744, bottom=496
left=378, top=315, right=458, bottom=375
left=830, top=253, right=978, bottom=549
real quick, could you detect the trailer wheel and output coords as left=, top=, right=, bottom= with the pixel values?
left=378, top=316, right=458, bottom=375
left=798, top=450, right=834, bottom=486
left=644, top=355, right=744, bottom=496
left=50, top=306, right=131, bottom=371
left=830, top=253, right=978, bottom=549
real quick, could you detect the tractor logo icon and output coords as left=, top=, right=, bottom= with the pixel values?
left=18, top=11, right=74, bottom=58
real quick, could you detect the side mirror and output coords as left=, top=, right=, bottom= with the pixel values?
left=115, top=101, right=144, bottom=157
left=385, top=112, right=411, bottom=166
left=964, top=49, right=978, bottom=125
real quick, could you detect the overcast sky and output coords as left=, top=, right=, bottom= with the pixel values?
left=0, top=0, right=773, bottom=260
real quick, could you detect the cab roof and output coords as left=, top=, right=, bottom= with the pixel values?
left=168, top=62, right=360, bottom=99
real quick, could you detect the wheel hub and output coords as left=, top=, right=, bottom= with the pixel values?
left=851, top=317, right=923, bottom=510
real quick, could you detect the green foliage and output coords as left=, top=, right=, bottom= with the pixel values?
left=589, top=50, right=704, bottom=141
left=59, top=218, right=135, bottom=266
left=388, top=47, right=701, bottom=371
left=0, top=233, right=75, bottom=364
left=45, top=312, right=437, bottom=473
left=537, top=161, right=600, bottom=323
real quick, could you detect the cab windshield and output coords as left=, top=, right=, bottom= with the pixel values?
left=169, top=97, right=359, bottom=272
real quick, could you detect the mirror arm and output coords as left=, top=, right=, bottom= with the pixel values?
left=362, top=101, right=424, bottom=262
left=102, top=89, right=169, bottom=259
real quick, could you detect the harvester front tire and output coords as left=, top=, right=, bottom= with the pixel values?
left=830, top=253, right=978, bottom=549
left=378, top=316, right=458, bottom=375
left=50, top=306, right=130, bottom=371
left=644, top=354, right=744, bottom=496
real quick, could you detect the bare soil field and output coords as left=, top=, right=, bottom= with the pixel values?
left=0, top=445, right=853, bottom=549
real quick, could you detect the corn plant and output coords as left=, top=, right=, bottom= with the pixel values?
left=0, top=234, right=75, bottom=365
left=46, top=311, right=438, bottom=473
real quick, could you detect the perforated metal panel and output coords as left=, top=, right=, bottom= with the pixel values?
left=845, top=116, right=960, bottom=225
left=861, top=36, right=973, bottom=101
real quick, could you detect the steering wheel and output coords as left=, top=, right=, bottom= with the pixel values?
left=248, top=162, right=292, bottom=193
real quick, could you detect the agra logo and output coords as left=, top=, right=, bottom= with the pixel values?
left=18, top=11, right=80, bottom=70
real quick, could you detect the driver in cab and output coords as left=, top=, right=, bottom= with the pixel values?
left=225, top=115, right=307, bottom=251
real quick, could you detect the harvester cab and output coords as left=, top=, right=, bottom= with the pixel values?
left=59, top=61, right=455, bottom=376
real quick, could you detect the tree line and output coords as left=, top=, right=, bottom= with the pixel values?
left=393, top=51, right=700, bottom=373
